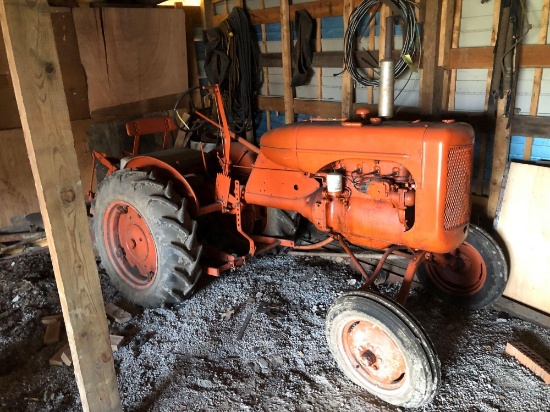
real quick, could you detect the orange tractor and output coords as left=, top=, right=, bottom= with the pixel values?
left=90, top=85, right=507, bottom=407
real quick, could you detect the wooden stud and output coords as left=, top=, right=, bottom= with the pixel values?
left=446, top=0, right=461, bottom=111
left=439, top=0, right=457, bottom=110
left=260, top=0, right=271, bottom=131
left=341, top=0, right=354, bottom=118
left=201, top=0, right=213, bottom=29
left=316, top=18, right=322, bottom=101
left=419, top=0, right=443, bottom=116
left=0, top=1, right=121, bottom=410
left=523, top=0, right=549, bottom=161
left=280, top=0, right=294, bottom=124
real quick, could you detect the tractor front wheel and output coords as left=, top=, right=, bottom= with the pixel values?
left=93, top=169, right=202, bottom=308
left=417, top=224, right=507, bottom=310
left=326, top=292, right=440, bottom=408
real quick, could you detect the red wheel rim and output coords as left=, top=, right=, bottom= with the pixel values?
left=103, top=201, right=157, bottom=289
left=342, top=320, right=407, bottom=390
left=426, top=242, right=486, bottom=296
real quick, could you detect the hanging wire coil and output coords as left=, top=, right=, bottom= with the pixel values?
left=343, top=0, right=421, bottom=87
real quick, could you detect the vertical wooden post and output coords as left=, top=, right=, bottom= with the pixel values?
left=488, top=97, right=510, bottom=217
left=0, top=1, right=121, bottom=411
left=439, top=0, right=456, bottom=110
left=341, top=0, right=354, bottom=118
left=316, top=18, right=322, bottom=101
left=261, top=0, right=272, bottom=131
left=523, top=0, right=549, bottom=160
left=201, top=0, right=213, bottom=30
left=419, top=0, right=443, bottom=116
left=477, top=0, right=501, bottom=195
left=446, top=0, right=462, bottom=111
left=280, top=0, right=294, bottom=124
left=367, top=10, right=376, bottom=104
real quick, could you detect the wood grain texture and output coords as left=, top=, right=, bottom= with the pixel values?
left=0, top=120, right=94, bottom=230
left=341, top=0, right=354, bottom=118
left=511, top=115, right=550, bottom=139
left=280, top=0, right=294, bottom=124
left=497, top=163, right=550, bottom=315
left=447, top=44, right=550, bottom=69
left=0, top=10, right=88, bottom=130
left=523, top=0, right=549, bottom=160
left=73, top=7, right=187, bottom=116
left=487, top=98, right=509, bottom=218
left=0, top=1, right=121, bottom=410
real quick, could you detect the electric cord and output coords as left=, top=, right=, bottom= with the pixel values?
left=343, top=0, right=421, bottom=87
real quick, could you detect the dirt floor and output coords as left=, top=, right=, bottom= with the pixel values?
left=1, top=252, right=549, bottom=412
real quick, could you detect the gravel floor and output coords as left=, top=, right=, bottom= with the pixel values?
left=0, top=253, right=549, bottom=411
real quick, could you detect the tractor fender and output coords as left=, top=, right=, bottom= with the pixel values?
left=124, top=156, right=201, bottom=216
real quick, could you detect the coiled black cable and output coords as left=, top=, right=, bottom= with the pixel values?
left=343, top=0, right=421, bottom=87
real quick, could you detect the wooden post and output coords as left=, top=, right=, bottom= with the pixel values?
left=446, top=0, right=462, bottom=111
left=0, top=1, right=121, bottom=411
left=476, top=0, right=501, bottom=195
left=367, top=10, right=375, bottom=104
left=439, top=0, right=456, bottom=110
left=261, top=0, right=272, bottom=131
left=341, top=0, right=354, bottom=118
left=419, top=0, right=443, bottom=116
left=281, top=0, right=294, bottom=124
left=488, top=97, right=510, bottom=217
left=201, top=0, right=213, bottom=29
left=523, top=0, right=549, bottom=160
left=316, top=18, right=322, bottom=101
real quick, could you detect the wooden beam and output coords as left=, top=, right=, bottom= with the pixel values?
left=419, top=0, right=443, bottom=115
left=341, top=0, right=354, bottom=118
left=280, top=0, right=294, bottom=124
left=447, top=44, right=550, bottom=69
left=440, top=0, right=457, bottom=110
left=0, top=1, right=121, bottom=411
left=487, top=98, right=510, bottom=218
left=260, top=0, right=271, bottom=131
left=258, top=50, right=402, bottom=68
left=511, top=115, right=550, bottom=139
left=524, top=0, right=549, bottom=160
left=200, top=0, right=213, bottom=29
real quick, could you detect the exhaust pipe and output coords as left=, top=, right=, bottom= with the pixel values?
left=378, top=16, right=395, bottom=118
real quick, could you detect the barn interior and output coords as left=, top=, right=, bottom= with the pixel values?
left=0, top=0, right=549, bottom=410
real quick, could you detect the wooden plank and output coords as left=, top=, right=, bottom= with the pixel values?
left=524, top=0, right=549, bottom=160
left=280, top=0, right=294, bottom=124
left=439, top=0, right=456, bottom=110
left=0, top=1, right=121, bottom=410
left=316, top=17, right=322, bottom=101
left=44, top=320, right=62, bottom=345
left=200, top=0, right=213, bottom=29
left=105, top=302, right=132, bottom=324
left=110, top=335, right=124, bottom=351
left=494, top=296, right=550, bottom=330
left=419, top=0, right=443, bottom=115
left=41, top=314, right=64, bottom=324
left=487, top=97, right=510, bottom=218
left=496, top=163, right=550, bottom=315
left=341, top=0, right=354, bottom=118
left=61, top=345, right=73, bottom=366
left=49, top=343, right=70, bottom=367
left=73, top=7, right=187, bottom=116
left=258, top=50, right=403, bottom=68
left=447, top=45, right=550, bottom=69
left=511, top=115, right=550, bottom=138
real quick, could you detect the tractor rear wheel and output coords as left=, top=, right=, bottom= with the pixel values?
left=417, top=224, right=507, bottom=310
left=326, top=291, right=440, bottom=408
left=93, top=169, right=202, bottom=308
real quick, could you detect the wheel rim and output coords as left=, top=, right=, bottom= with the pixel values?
left=103, top=201, right=157, bottom=289
left=426, top=241, right=486, bottom=296
left=342, top=320, right=407, bottom=390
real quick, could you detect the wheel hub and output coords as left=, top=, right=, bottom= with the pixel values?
left=343, top=320, right=406, bottom=389
left=103, top=201, right=157, bottom=288
left=427, top=242, right=486, bottom=296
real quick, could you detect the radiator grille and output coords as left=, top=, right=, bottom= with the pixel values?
left=444, top=145, right=473, bottom=231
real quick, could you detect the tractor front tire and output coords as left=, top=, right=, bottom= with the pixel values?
left=417, top=224, right=508, bottom=310
left=93, top=169, right=202, bottom=308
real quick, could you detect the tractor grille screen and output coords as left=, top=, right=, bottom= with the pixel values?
left=444, top=145, right=473, bottom=231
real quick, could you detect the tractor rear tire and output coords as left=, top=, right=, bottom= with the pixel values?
left=417, top=224, right=508, bottom=310
left=93, top=169, right=202, bottom=308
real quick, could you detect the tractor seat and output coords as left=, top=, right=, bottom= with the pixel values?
left=125, top=117, right=177, bottom=157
